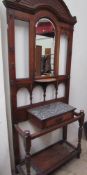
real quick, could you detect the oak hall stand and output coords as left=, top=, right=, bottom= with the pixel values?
left=3, top=0, right=84, bottom=175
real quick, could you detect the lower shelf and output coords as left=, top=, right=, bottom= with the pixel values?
left=17, top=141, right=79, bottom=175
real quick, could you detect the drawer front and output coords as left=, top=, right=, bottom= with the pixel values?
left=46, top=112, right=73, bottom=128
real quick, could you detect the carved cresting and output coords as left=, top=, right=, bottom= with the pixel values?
left=3, top=0, right=77, bottom=24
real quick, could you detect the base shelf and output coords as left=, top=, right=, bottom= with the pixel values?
left=17, top=141, right=79, bottom=175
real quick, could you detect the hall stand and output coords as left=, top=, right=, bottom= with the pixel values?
left=3, top=0, right=84, bottom=175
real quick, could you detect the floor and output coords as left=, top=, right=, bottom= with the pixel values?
left=53, top=138, right=87, bottom=175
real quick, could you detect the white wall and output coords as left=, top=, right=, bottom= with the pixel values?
left=0, top=19, right=11, bottom=175
left=0, top=0, right=87, bottom=172
left=65, top=0, right=87, bottom=115
left=64, top=0, right=87, bottom=141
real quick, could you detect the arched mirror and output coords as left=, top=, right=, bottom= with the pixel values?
left=35, top=18, right=55, bottom=77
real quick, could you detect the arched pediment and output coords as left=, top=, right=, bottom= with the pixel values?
left=3, top=0, right=77, bottom=25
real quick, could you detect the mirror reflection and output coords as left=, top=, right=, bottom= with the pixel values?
left=35, top=18, right=55, bottom=77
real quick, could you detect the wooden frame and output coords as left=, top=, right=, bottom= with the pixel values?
left=3, top=1, right=83, bottom=174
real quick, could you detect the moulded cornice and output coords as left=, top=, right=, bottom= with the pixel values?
left=3, top=0, right=77, bottom=25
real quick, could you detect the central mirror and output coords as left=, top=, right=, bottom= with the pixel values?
left=35, top=18, right=55, bottom=77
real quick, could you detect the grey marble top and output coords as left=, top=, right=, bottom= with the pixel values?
left=28, top=102, right=75, bottom=120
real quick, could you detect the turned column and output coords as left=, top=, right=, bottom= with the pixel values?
left=77, top=111, right=85, bottom=158
left=63, top=126, right=67, bottom=141
left=24, top=131, right=31, bottom=175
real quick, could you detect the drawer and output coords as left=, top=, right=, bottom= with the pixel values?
left=46, top=112, right=73, bottom=128
left=28, top=102, right=75, bottom=129
left=29, top=112, right=74, bottom=129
